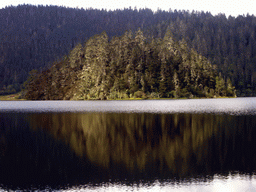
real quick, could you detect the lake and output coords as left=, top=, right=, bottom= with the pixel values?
left=1, top=98, right=256, bottom=191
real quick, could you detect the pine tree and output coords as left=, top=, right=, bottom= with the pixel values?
left=69, top=43, right=83, bottom=68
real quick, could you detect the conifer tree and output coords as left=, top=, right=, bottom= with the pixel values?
left=24, top=29, right=236, bottom=100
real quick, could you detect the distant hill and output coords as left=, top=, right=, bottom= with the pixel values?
left=1, top=4, right=256, bottom=96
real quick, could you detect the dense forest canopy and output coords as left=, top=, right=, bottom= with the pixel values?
left=0, top=4, right=171, bottom=95
left=24, top=29, right=235, bottom=100
left=0, top=4, right=256, bottom=97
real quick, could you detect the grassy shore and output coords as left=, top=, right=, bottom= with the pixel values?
left=109, top=96, right=236, bottom=100
left=0, top=92, right=24, bottom=100
left=0, top=93, right=236, bottom=101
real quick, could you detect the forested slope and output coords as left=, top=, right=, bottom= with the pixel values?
left=149, top=12, right=256, bottom=96
left=0, top=4, right=170, bottom=94
left=1, top=4, right=256, bottom=96
left=24, top=30, right=235, bottom=100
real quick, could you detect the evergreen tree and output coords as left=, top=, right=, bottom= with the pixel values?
left=24, top=30, right=236, bottom=100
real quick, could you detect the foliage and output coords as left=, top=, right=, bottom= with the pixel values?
left=24, top=30, right=236, bottom=100
left=1, top=5, right=256, bottom=96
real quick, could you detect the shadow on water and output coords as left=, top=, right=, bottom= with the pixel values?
left=1, top=112, right=256, bottom=190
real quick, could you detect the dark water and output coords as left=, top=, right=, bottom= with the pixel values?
left=1, top=98, right=256, bottom=191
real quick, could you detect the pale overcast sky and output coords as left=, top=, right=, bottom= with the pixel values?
left=1, top=0, right=256, bottom=17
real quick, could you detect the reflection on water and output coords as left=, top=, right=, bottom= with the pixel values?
left=28, top=113, right=256, bottom=177
left=1, top=109, right=256, bottom=191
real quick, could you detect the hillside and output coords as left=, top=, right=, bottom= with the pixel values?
left=0, top=4, right=170, bottom=95
left=1, top=4, right=256, bottom=96
left=24, top=30, right=235, bottom=100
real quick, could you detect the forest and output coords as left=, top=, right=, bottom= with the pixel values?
left=24, top=29, right=235, bottom=99
left=0, top=4, right=256, bottom=97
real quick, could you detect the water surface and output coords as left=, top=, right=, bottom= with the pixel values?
left=1, top=97, right=256, bottom=114
left=0, top=98, right=256, bottom=191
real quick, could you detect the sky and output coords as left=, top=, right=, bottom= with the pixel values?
left=1, top=0, right=256, bottom=17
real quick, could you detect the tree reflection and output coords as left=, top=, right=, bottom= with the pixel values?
left=1, top=112, right=256, bottom=190
left=28, top=112, right=256, bottom=178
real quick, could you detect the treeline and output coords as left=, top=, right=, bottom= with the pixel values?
left=24, top=30, right=235, bottom=100
left=0, top=4, right=170, bottom=95
left=151, top=12, right=256, bottom=96
left=1, top=5, right=256, bottom=96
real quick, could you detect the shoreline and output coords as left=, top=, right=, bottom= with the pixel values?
left=0, top=93, right=23, bottom=100
left=0, top=93, right=237, bottom=101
